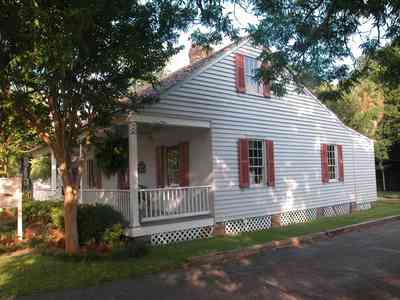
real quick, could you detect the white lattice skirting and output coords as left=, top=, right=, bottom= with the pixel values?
left=150, top=225, right=213, bottom=246
left=280, top=208, right=318, bottom=226
left=148, top=202, right=373, bottom=246
left=322, top=203, right=351, bottom=217
left=224, top=215, right=272, bottom=235
left=358, top=202, right=372, bottom=211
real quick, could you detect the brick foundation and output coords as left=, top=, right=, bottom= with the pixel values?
left=350, top=202, right=359, bottom=213
left=212, top=223, right=226, bottom=236
left=271, top=214, right=282, bottom=227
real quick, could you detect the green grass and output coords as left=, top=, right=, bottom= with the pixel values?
left=378, top=191, right=400, bottom=200
left=1, top=200, right=400, bottom=298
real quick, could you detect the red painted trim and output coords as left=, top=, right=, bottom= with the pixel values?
left=156, top=146, right=165, bottom=187
left=265, top=140, right=275, bottom=186
left=338, top=144, right=344, bottom=182
left=239, top=139, right=250, bottom=188
left=320, top=144, right=329, bottom=183
left=179, top=142, right=189, bottom=186
left=235, top=53, right=246, bottom=93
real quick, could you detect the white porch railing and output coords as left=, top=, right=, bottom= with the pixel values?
left=139, top=185, right=212, bottom=222
left=80, top=185, right=212, bottom=224
left=81, top=189, right=131, bottom=222
left=33, top=188, right=62, bottom=201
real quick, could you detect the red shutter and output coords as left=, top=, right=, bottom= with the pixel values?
left=338, top=144, right=344, bottom=182
left=262, top=63, right=271, bottom=97
left=235, top=53, right=246, bottom=93
left=239, top=139, right=249, bottom=188
left=320, top=144, right=329, bottom=183
left=96, top=169, right=102, bottom=189
left=118, top=170, right=129, bottom=190
left=179, top=142, right=189, bottom=187
left=265, top=140, right=275, bottom=186
left=156, top=146, right=165, bottom=188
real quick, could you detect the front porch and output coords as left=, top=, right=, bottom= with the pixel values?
left=80, top=185, right=212, bottom=225
left=80, top=114, right=215, bottom=236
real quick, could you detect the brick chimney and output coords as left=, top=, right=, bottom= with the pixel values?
left=188, top=44, right=213, bottom=64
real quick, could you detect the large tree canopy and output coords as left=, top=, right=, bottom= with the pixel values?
left=316, top=39, right=400, bottom=190
left=0, top=0, right=237, bottom=254
left=191, top=1, right=400, bottom=94
left=2, top=0, right=400, bottom=254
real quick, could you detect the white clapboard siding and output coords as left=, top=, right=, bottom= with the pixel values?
left=140, top=41, right=377, bottom=222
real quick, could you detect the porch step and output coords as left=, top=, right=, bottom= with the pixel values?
left=125, top=216, right=214, bottom=237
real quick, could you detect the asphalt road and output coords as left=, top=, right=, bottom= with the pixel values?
left=21, top=220, right=400, bottom=300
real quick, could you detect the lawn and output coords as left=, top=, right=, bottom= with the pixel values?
left=1, top=199, right=400, bottom=298
left=378, top=191, right=400, bottom=199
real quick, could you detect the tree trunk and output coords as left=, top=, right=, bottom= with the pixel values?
left=63, top=177, right=80, bottom=254
left=379, top=161, right=386, bottom=192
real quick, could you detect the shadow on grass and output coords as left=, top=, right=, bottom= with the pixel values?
left=1, top=200, right=400, bottom=298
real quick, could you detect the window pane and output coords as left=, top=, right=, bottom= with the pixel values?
left=244, top=56, right=262, bottom=94
left=327, top=144, right=337, bottom=180
left=167, top=147, right=180, bottom=186
left=248, top=139, right=264, bottom=185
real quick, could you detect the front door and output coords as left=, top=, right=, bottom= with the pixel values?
left=156, top=142, right=189, bottom=187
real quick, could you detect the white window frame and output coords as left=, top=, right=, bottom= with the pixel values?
left=244, top=56, right=263, bottom=95
left=248, top=139, right=266, bottom=186
left=327, top=144, right=339, bottom=182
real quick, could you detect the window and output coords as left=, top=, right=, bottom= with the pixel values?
left=248, top=140, right=265, bottom=185
left=327, top=144, right=338, bottom=181
left=166, top=146, right=180, bottom=186
left=239, top=139, right=275, bottom=188
left=244, top=56, right=262, bottom=94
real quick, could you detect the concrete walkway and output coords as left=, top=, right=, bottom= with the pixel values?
left=21, top=220, right=400, bottom=300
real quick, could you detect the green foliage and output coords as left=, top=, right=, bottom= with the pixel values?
left=325, top=79, right=384, bottom=138
left=30, top=155, right=51, bottom=180
left=248, top=1, right=400, bottom=94
left=317, top=40, right=400, bottom=165
left=22, top=200, right=63, bottom=226
left=50, top=206, right=64, bottom=230
left=94, top=132, right=128, bottom=177
left=77, top=204, right=126, bottom=245
left=2, top=200, right=400, bottom=298
left=102, top=224, right=124, bottom=248
left=22, top=200, right=127, bottom=246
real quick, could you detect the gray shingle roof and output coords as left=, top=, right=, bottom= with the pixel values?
left=137, top=39, right=245, bottom=97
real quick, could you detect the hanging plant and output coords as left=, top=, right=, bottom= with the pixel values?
left=94, top=132, right=129, bottom=178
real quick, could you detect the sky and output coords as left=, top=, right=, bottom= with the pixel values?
left=165, top=3, right=380, bottom=75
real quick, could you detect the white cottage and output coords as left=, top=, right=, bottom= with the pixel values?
left=37, top=39, right=377, bottom=245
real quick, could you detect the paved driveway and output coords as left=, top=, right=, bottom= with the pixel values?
left=21, top=221, right=400, bottom=300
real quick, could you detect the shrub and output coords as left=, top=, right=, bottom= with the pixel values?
left=77, top=203, right=126, bottom=245
left=50, top=206, right=64, bottom=229
left=23, top=200, right=63, bottom=225
left=102, top=223, right=124, bottom=248
left=22, top=200, right=127, bottom=247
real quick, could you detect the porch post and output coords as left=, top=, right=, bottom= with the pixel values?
left=79, top=144, right=84, bottom=203
left=50, top=150, right=57, bottom=191
left=128, top=113, right=140, bottom=227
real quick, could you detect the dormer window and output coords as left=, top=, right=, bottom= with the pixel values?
left=235, top=53, right=271, bottom=97
left=244, top=56, right=263, bottom=95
